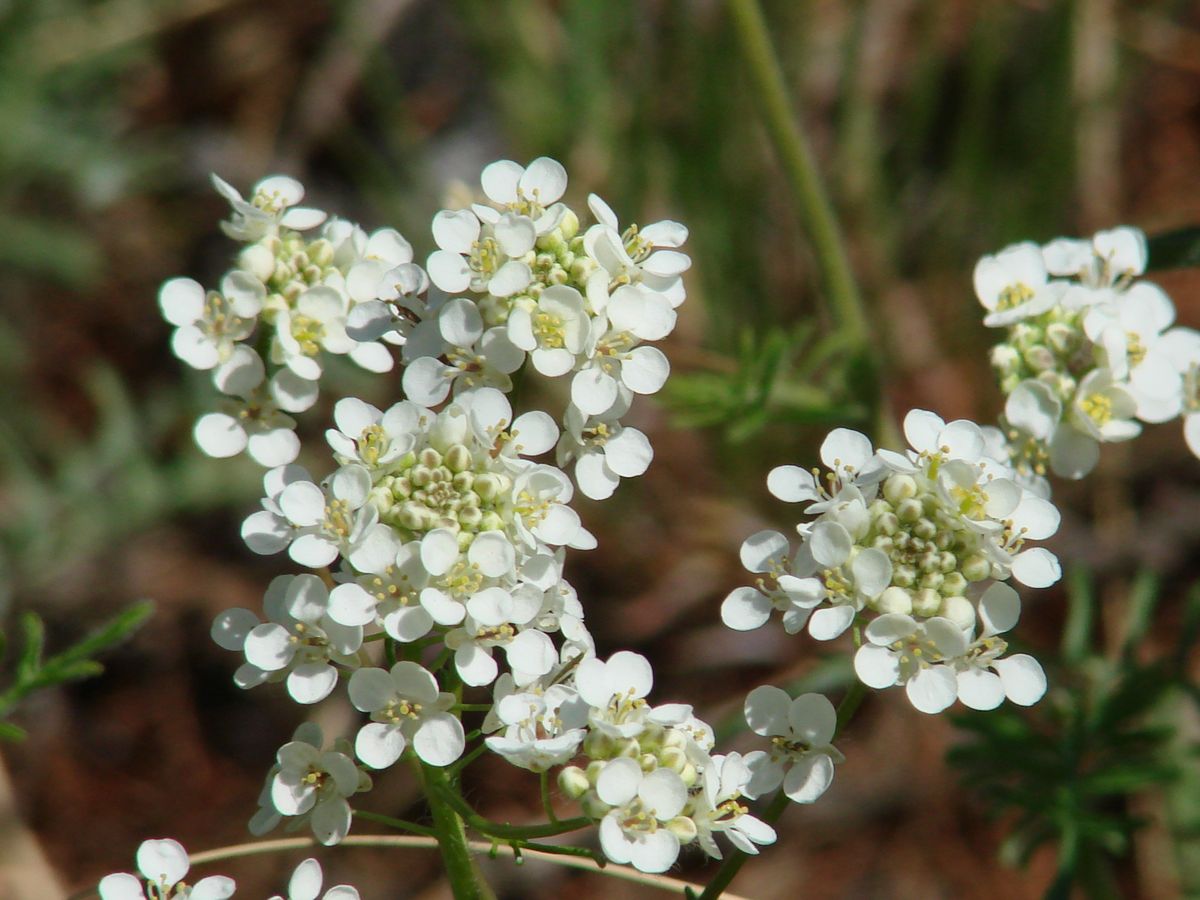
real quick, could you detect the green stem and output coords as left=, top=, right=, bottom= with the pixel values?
left=540, top=770, right=560, bottom=824
left=697, top=681, right=868, bottom=899
left=421, top=763, right=494, bottom=899
left=725, top=0, right=868, bottom=347
left=434, top=783, right=592, bottom=840
left=353, top=809, right=436, bottom=837
left=725, top=0, right=900, bottom=449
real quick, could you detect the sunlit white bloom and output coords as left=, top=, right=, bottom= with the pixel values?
left=952, top=582, right=1047, bottom=710
left=99, top=838, right=235, bottom=900
left=556, top=401, right=653, bottom=501
left=477, top=157, right=569, bottom=234
left=444, top=585, right=558, bottom=686
left=159, top=273, right=262, bottom=370
left=1084, top=283, right=1181, bottom=415
left=219, top=573, right=362, bottom=704
left=585, top=194, right=691, bottom=308
left=508, top=285, right=590, bottom=376
left=402, top=310, right=524, bottom=405
left=742, top=687, right=843, bottom=803
left=854, top=613, right=966, bottom=713
left=348, top=661, right=464, bottom=768
left=690, top=752, right=777, bottom=859
left=484, top=681, right=588, bottom=771
left=273, top=286, right=356, bottom=381
left=325, top=397, right=419, bottom=472
left=268, top=858, right=359, bottom=900
left=270, top=731, right=367, bottom=845
left=1069, top=368, right=1141, bottom=445
left=273, top=465, right=379, bottom=567
left=427, top=208, right=534, bottom=297
left=212, top=173, right=327, bottom=242
left=241, top=464, right=313, bottom=555
left=721, top=530, right=824, bottom=635
left=974, top=241, right=1062, bottom=327
left=595, top=758, right=688, bottom=873
left=575, top=650, right=656, bottom=739
left=193, top=346, right=304, bottom=467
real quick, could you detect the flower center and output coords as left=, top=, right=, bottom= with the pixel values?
left=291, top=314, right=325, bottom=356
left=997, top=282, right=1034, bottom=311
left=1080, top=392, right=1113, bottom=426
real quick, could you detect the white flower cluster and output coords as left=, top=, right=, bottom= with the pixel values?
left=180, top=159, right=788, bottom=872
left=98, top=838, right=358, bottom=900
left=545, top=650, right=776, bottom=872
left=980, top=227, right=1200, bottom=485
left=160, top=175, right=427, bottom=467
left=723, top=411, right=1059, bottom=714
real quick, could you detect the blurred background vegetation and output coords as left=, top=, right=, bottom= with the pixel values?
left=2, top=0, right=1200, bottom=897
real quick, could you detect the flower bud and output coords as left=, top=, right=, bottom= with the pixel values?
left=1045, top=322, right=1076, bottom=355
left=896, top=498, right=923, bottom=523
left=941, top=572, right=968, bottom=596
left=912, top=588, right=942, bottom=617
left=893, top=565, right=917, bottom=588
left=883, top=474, right=918, bottom=504
left=445, top=444, right=472, bottom=473
left=474, top=473, right=503, bottom=501
left=478, top=511, right=504, bottom=532
left=913, top=518, right=937, bottom=541
left=639, top=753, right=658, bottom=772
left=1023, top=344, right=1055, bottom=372
left=920, top=571, right=944, bottom=591
left=583, top=732, right=614, bottom=760
left=875, top=586, right=913, bottom=616
left=452, top=471, right=475, bottom=492
left=239, top=244, right=276, bottom=282
left=659, top=746, right=688, bottom=773
left=874, top=512, right=900, bottom=536
left=580, top=793, right=610, bottom=820
left=558, top=765, right=590, bottom=799
left=667, top=816, right=699, bottom=843
left=990, top=343, right=1021, bottom=374
left=940, top=595, right=976, bottom=630
left=615, top=738, right=640, bottom=759
left=419, top=447, right=443, bottom=469
left=410, top=465, right=433, bottom=488
left=962, top=553, right=991, bottom=582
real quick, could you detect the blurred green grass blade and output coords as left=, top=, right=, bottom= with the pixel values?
left=0, top=214, right=101, bottom=286
left=1062, top=566, right=1094, bottom=664
left=1147, top=226, right=1200, bottom=271
left=1121, top=570, right=1160, bottom=660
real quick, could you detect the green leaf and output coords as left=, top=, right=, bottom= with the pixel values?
left=52, top=598, right=153, bottom=668
left=0, top=721, right=27, bottom=742
left=1061, top=566, right=1094, bottom=663
left=16, top=613, right=44, bottom=681
left=1120, top=570, right=1160, bottom=659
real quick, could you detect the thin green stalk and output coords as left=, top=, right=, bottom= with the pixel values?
left=724, top=0, right=898, bottom=449
left=433, top=783, right=592, bottom=840
left=540, top=770, right=560, bottom=824
left=353, top=809, right=436, bottom=837
left=421, top=763, right=494, bottom=900
left=725, top=0, right=868, bottom=347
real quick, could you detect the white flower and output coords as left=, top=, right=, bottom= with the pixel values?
left=159, top=273, right=262, bottom=370
left=484, top=682, right=588, bottom=771
left=427, top=209, right=534, bottom=297
left=1157, top=327, right=1200, bottom=457
left=974, top=241, right=1062, bottom=327
left=595, top=758, right=688, bottom=873
left=193, top=346, right=305, bottom=467
left=575, top=650, right=655, bottom=739
left=402, top=305, right=524, bottom=405
left=348, top=662, right=465, bottom=768
left=268, top=858, right=359, bottom=900
left=1083, top=282, right=1182, bottom=415
left=853, top=614, right=968, bottom=714
left=478, top=157, right=569, bottom=234
left=327, top=536, right=435, bottom=642
left=584, top=194, right=690, bottom=308
left=212, top=173, right=327, bottom=242
left=275, top=465, right=379, bottom=567
left=720, top=531, right=824, bottom=635
left=953, top=582, right=1047, bottom=710
left=690, top=752, right=777, bottom=859
left=273, top=286, right=356, bottom=381
left=1069, top=368, right=1141, bottom=444
left=444, top=585, right=557, bottom=687
left=556, top=401, right=653, bottom=501
left=270, top=732, right=367, bottom=845
left=325, top=397, right=419, bottom=472
left=99, top=839, right=235, bottom=900
left=742, top=687, right=843, bottom=803
left=233, top=574, right=363, bottom=704
left=241, top=464, right=314, bottom=555
left=507, top=285, right=591, bottom=376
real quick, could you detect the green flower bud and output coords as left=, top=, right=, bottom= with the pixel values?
left=896, top=498, right=923, bottom=523
left=893, top=565, right=917, bottom=588
left=941, top=572, right=968, bottom=596
left=583, top=732, right=614, bottom=760
left=419, top=447, right=443, bottom=469
left=962, top=553, right=991, bottom=582
left=558, top=765, right=590, bottom=800
left=912, top=588, right=943, bottom=617
left=920, top=571, right=944, bottom=591
left=559, top=208, right=580, bottom=240
left=659, top=747, right=688, bottom=773
left=913, top=518, right=937, bottom=541
left=667, top=816, right=698, bottom=843
left=875, top=512, right=900, bottom=536
left=474, top=473, right=502, bottom=501
left=445, top=444, right=472, bottom=473
left=409, top=465, right=433, bottom=488
left=580, top=793, right=610, bottom=820
left=1023, top=344, right=1056, bottom=372
left=452, top=471, right=475, bottom=492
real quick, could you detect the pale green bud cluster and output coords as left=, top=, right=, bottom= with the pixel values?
left=371, top=444, right=511, bottom=548
left=856, top=472, right=1001, bottom=626
left=990, top=307, right=1093, bottom=401
left=239, top=231, right=340, bottom=318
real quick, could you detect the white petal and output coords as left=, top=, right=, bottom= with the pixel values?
left=604, top=428, right=652, bottom=477
left=788, top=693, right=837, bottom=745
left=766, top=465, right=819, bottom=503
left=808, top=521, right=851, bottom=568
left=720, top=587, right=773, bottom=631
left=956, top=668, right=1005, bottom=710
left=519, top=157, right=568, bottom=204
left=136, top=839, right=189, bottom=886
left=287, top=858, right=323, bottom=900
left=414, top=712, right=466, bottom=766
left=905, top=666, right=958, bottom=714
left=621, top=346, right=670, bottom=395
left=807, top=605, right=855, bottom=641
left=420, top=528, right=460, bottom=576
left=159, top=277, right=205, bottom=326
left=467, top=532, right=515, bottom=578
left=487, top=260, right=532, bottom=298
left=287, top=663, right=339, bottom=704
left=854, top=645, right=900, bottom=689
left=431, top=209, right=480, bottom=254
left=743, top=685, right=791, bottom=737
left=596, top=757, right=641, bottom=806
left=978, top=581, right=1020, bottom=636
left=355, top=722, right=406, bottom=769
left=739, top=530, right=789, bottom=573
left=1011, top=548, right=1062, bottom=588
left=194, top=414, right=247, bottom=458
left=993, top=653, right=1047, bottom=706
left=439, top=298, right=484, bottom=347
left=782, top=753, right=835, bottom=804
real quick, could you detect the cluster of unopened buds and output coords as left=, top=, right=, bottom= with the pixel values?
left=131, top=155, right=1191, bottom=895
left=979, top=227, right=1200, bottom=486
